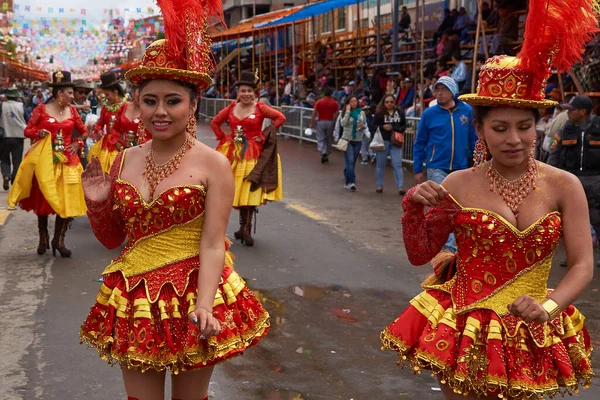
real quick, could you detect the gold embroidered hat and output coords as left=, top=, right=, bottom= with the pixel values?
left=125, top=0, right=223, bottom=90
left=459, top=0, right=599, bottom=109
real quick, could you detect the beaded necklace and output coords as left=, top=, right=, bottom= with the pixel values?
left=487, top=158, right=537, bottom=216
left=143, top=134, right=195, bottom=197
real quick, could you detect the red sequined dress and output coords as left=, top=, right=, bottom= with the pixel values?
left=380, top=187, right=593, bottom=398
left=113, top=102, right=149, bottom=146
left=87, top=103, right=125, bottom=173
left=80, top=151, right=270, bottom=373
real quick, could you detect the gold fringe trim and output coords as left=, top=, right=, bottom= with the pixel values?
left=380, top=328, right=594, bottom=399
left=80, top=309, right=270, bottom=374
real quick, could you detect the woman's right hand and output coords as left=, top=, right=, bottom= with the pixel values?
left=81, top=157, right=112, bottom=202
left=38, top=129, right=50, bottom=138
left=411, top=181, right=449, bottom=206
left=345, top=104, right=351, bottom=111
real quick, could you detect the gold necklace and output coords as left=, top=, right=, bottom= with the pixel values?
left=487, top=158, right=537, bottom=216
left=143, top=134, right=195, bottom=196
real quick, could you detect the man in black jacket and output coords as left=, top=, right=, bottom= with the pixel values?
left=548, top=95, right=600, bottom=266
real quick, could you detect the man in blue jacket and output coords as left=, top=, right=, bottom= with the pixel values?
left=412, top=76, right=477, bottom=250
left=413, top=76, right=477, bottom=185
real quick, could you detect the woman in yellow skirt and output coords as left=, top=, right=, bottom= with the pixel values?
left=7, top=70, right=87, bottom=257
left=87, top=71, right=127, bottom=173
left=211, top=71, right=285, bottom=246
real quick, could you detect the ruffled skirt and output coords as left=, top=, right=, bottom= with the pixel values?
left=88, top=136, right=119, bottom=174
left=80, top=262, right=270, bottom=374
left=380, top=289, right=593, bottom=398
left=217, top=141, right=283, bottom=207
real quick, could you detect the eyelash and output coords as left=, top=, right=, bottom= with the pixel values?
left=493, top=126, right=532, bottom=132
left=143, top=99, right=182, bottom=106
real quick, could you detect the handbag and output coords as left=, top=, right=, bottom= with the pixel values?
left=369, top=128, right=385, bottom=152
left=334, top=138, right=349, bottom=152
left=391, top=131, right=404, bottom=147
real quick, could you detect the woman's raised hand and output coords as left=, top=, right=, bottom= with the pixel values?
left=411, top=181, right=449, bottom=207
left=81, top=157, right=112, bottom=202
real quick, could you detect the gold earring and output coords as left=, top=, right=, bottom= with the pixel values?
left=186, top=115, right=197, bottom=136
left=472, top=139, right=488, bottom=170
left=137, top=119, right=148, bottom=144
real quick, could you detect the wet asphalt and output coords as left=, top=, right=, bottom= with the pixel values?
left=0, top=122, right=599, bottom=399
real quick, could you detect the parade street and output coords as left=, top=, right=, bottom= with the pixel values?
left=1, top=123, right=599, bottom=400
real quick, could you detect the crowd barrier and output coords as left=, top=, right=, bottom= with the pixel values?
left=198, top=98, right=420, bottom=164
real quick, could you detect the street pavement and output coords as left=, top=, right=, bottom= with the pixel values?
left=0, top=122, right=599, bottom=400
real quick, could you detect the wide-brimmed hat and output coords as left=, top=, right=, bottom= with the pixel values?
left=235, top=70, right=259, bottom=89
left=459, top=0, right=598, bottom=109
left=74, top=79, right=94, bottom=92
left=98, top=71, right=121, bottom=89
left=6, top=87, right=22, bottom=98
left=50, top=70, right=74, bottom=88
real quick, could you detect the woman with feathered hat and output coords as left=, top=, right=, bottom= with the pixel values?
left=210, top=70, right=286, bottom=246
left=7, top=70, right=87, bottom=258
left=381, top=1, right=597, bottom=398
left=87, top=70, right=128, bottom=173
left=79, top=1, right=269, bottom=399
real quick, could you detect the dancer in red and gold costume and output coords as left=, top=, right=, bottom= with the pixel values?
left=211, top=71, right=285, bottom=246
left=87, top=71, right=127, bottom=172
left=381, top=1, right=597, bottom=398
left=7, top=70, right=87, bottom=257
left=112, top=86, right=147, bottom=148
left=79, top=1, right=269, bottom=399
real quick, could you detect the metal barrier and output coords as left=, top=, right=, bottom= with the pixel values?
left=198, top=98, right=420, bottom=163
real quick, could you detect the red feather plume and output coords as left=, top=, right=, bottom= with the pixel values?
left=156, top=0, right=224, bottom=68
left=519, top=0, right=599, bottom=97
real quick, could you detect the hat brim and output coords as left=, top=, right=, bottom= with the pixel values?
left=458, top=94, right=558, bottom=109
left=126, top=66, right=211, bottom=90
left=98, top=82, right=121, bottom=89
left=50, top=82, right=75, bottom=88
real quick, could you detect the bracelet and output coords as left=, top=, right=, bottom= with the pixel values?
left=541, top=298, right=561, bottom=320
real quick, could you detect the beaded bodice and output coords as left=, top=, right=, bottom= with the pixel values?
left=447, top=208, right=562, bottom=317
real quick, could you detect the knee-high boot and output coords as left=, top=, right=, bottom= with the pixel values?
left=51, top=216, right=72, bottom=258
left=37, top=215, right=49, bottom=255
left=234, top=208, right=245, bottom=240
left=241, top=206, right=256, bottom=247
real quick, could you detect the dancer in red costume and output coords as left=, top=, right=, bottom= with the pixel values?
left=112, top=86, right=148, bottom=148
left=79, top=1, right=269, bottom=399
left=211, top=71, right=285, bottom=245
left=87, top=71, right=128, bottom=173
left=7, top=70, right=87, bottom=258
left=381, top=1, right=597, bottom=398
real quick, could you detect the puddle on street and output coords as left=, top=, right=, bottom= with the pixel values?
left=291, top=285, right=327, bottom=301
left=263, top=390, right=305, bottom=400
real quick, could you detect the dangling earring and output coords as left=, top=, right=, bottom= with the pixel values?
left=137, top=119, right=148, bottom=144
left=186, top=115, right=197, bottom=137
left=530, top=139, right=537, bottom=160
left=57, top=96, right=64, bottom=113
left=472, top=139, right=488, bottom=170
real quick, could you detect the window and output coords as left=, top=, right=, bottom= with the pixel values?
left=321, top=12, right=331, bottom=33
left=336, top=7, right=346, bottom=31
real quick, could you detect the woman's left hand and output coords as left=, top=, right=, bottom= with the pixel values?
left=68, top=141, right=81, bottom=155
left=507, top=295, right=549, bottom=324
left=188, top=307, right=222, bottom=338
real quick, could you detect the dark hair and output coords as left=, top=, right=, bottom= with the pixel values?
left=341, top=95, right=358, bottom=118
left=139, top=79, right=198, bottom=103
left=376, top=94, right=396, bottom=115
left=324, top=87, right=333, bottom=97
left=473, top=106, right=541, bottom=125
left=49, top=87, right=72, bottom=104
left=104, top=84, right=125, bottom=98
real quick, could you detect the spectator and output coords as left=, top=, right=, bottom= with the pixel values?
left=0, top=88, right=27, bottom=191
left=310, top=87, right=339, bottom=163
left=438, top=29, right=461, bottom=66
left=296, top=75, right=308, bottom=99
left=543, top=102, right=569, bottom=155
left=399, top=6, right=411, bottom=32
left=487, top=3, right=519, bottom=56
left=450, top=55, right=468, bottom=92
left=359, top=96, right=375, bottom=165
left=371, top=94, right=406, bottom=195
left=434, top=9, right=454, bottom=44
left=412, top=76, right=477, bottom=250
left=461, top=57, right=486, bottom=94
left=338, top=95, right=367, bottom=191
left=31, top=88, right=47, bottom=108
left=453, top=7, right=473, bottom=32
left=399, top=78, right=415, bottom=110
left=547, top=95, right=600, bottom=267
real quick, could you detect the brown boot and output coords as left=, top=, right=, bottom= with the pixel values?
left=51, top=216, right=72, bottom=258
left=241, top=207, right=255, bottom=247
left=234, top=209, right=245, bottom=240
left=37, top=216, right=49, bottom=255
